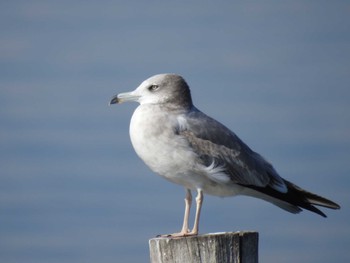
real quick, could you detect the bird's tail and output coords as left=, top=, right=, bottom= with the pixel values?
left=284, top=180, right=340, bottom=217
left=244, top=179, right=340, bottom=217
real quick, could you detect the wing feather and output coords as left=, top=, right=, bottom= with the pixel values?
left=177, top=108, right=287, bottom=193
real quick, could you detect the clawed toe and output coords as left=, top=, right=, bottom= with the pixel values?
left=156, top=230, right=198, bottom=238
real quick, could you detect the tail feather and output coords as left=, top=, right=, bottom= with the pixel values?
left=286, top=180, right=341, bottom=211
left=244, top=179, right=340, bottom=217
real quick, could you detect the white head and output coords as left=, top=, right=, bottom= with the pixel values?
left=110, top=74, right=193, bottom=109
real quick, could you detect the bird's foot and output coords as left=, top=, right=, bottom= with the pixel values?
left=156, top=229, right=198, bottom=238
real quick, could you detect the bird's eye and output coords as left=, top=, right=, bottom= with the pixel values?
left=148, top=84, right=159, bottom=91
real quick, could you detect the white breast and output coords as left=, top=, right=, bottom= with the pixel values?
left=129, top=104, right=244, bottom=196
left=129, top=105, right=198, bottom=185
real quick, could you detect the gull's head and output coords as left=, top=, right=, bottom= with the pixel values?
left=109, top=74, right=193, bottom=109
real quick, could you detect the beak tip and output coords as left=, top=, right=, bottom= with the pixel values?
left=109, top=91, right=138, bottom=106
left=109, top=96, right=120, bottom=105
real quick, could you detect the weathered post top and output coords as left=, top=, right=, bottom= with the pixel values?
left=149, top=231, right=258, bottom=263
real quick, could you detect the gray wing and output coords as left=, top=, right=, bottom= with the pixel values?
left=178, top=108, right=287, bottom=193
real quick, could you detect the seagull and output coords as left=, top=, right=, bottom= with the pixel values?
left=110, top=73, right=340, bottom=237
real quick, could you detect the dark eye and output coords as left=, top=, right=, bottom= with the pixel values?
left=148, top=84, right=159, bottom=91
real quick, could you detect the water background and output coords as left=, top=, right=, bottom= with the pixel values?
left=1, top=1, right=349, bottom=262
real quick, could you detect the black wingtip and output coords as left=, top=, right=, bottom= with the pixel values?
left=305, top=204, right=328, bottom=218
left=245, top=179, right=340, bottom=218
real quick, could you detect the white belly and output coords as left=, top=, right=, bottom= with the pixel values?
left=130, top=106, right=195, bottom=181
left=129, top=105, right=244, bottom=196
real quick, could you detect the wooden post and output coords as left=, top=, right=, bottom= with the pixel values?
left=149, top=231, right=258, bottom=263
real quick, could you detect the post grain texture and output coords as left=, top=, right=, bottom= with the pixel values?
left=149, top=231, right=258, bottom=263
